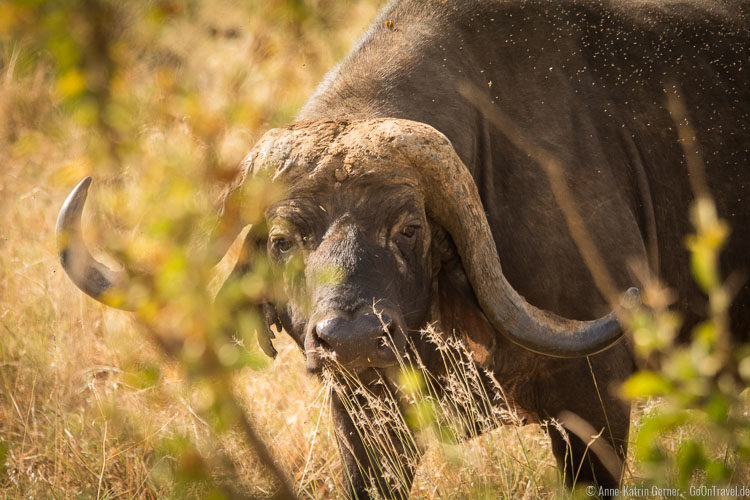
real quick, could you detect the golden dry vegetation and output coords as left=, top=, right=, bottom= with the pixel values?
left=0, top=1, right=558, bottom=497
left=1, top=1, right=748, bottom=499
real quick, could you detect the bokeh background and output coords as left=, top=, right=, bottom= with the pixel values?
left=1, top=1, right=748, bottom=498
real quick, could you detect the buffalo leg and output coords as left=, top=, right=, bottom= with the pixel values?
left=548, top=422, right=625, bottom=494
left=330, top=382, right=420, bottom=499
left=544, top=348, right=632, bottom=495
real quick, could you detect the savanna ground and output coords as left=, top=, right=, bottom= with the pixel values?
left=1, top=1, right=748, bottom=498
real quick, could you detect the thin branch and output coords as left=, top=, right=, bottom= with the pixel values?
left=457, top=81, right=620, bottom=308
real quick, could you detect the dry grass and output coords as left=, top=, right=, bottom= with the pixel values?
left=0, top=1, right=718, bottom=498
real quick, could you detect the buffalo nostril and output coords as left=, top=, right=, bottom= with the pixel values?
left=314, top=317, right=348, bottom=346
left=375, top=313, right=400, bottom=351
left=377, top=313, right=393, bottom=332
left=312, top=312, right=403, bottom=365
left=314, top=318, right=332, bottom=339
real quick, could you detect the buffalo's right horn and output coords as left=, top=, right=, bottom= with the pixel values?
left=386, top=119, right=637, bottom=357
left=56, top=177, right=137, bottom=310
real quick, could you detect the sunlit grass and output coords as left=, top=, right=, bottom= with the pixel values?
left=2, top=0, right=749, bottom=498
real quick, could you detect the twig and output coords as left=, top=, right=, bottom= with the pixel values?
left=97, top=419, right=108, bottom=499
left=143, top=323, right=297, bottom=500
left=663, top=81, right=709, bottom=201
left=458, top=81, right=620, bottom=308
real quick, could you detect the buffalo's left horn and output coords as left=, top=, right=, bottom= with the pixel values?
left=56, top=177, right=136, bottom=310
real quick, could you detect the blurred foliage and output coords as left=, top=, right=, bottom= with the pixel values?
left=1, top=0, right=382, bottom=497
left=623, top=196, right=750, bottom=494
left=2, top=0, right=748, bottom=497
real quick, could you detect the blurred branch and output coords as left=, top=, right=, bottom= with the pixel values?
left=39, top=0, right=299, bottom=496
left=664, top=82, right=732, bottom=365
left=457, top=81, right=620, bottom=308
left=144, top=320, right=297, bottom=500
left=663, top=81, right=709, bottom=202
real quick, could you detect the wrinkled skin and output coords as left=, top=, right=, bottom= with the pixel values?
left=265, top=172, right=433, bottom=373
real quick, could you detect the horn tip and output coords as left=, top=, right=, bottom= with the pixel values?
left=56, top=176, right=94, bottom=248
left=69, top=176, right=93, bottom=201
left=71, top=176, right=93, bottom=202
left=622, top=287, right=641, bottom=309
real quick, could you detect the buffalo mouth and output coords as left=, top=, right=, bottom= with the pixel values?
left=304, top=309, right=407, bottom=373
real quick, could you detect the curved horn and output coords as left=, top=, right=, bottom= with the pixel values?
left=387, top=120, right=636, bottom=357
left=56, top=177, right=136, bottom=310
left=220, top=118, right=638, bottom=357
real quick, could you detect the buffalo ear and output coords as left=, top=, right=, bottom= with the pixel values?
left=432, top=227, right=497, bottom=366
left=258, top=302, right=280, bottom=358
left=215, top=223, right=279, bottom=359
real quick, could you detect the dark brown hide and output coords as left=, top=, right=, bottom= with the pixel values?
left=278, top=1, right=749, bottom=495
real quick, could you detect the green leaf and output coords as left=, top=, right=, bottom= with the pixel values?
left=405, top=399, right=435, bottom=431
left=676, top=439, right=705, bottom=487
left=0, top=438, right=8, bottom=478
left=124, top=362, right=161, bottom=389
left=706, top=394, right=729, bottom=424
left=55, top=69, right=87, bottom=98
left=634, top=411, right=688, bottom=463
left=705, top=459, right=732, bottom=483
left=689, top=243, right=718, bottom=293
left=621, top=371, right=672, bottom=399
left=399, top=367, right=424, bottom=396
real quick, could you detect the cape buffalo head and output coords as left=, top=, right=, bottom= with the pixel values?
left=56, top=118, right=631, bottom=373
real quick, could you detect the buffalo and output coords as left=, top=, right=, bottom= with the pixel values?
left=57, top=0, right=749, bottom=498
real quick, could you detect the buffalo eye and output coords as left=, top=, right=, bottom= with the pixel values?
left=400, top=224, right=420, bottom=239
left=392, top=223, right=421, bottom=257
left=271, top=236, right=295, bottom=255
